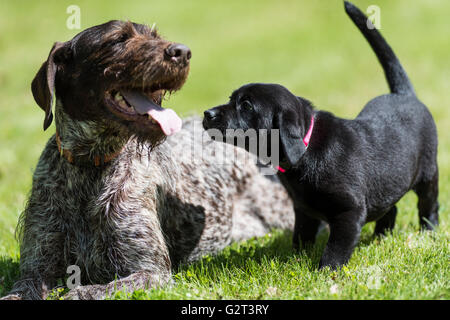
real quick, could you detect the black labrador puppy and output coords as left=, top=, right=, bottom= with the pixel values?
left=202, top=2, right=439, bottom=269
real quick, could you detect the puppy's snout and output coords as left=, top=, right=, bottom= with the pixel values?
left=165, top=43, right=192, bottom=61
left=204, top=109, right=219, bottom=121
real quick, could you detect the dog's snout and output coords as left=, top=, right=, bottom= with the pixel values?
left=165, top=43, right=192, bottom=61
left=204, top=109, right=219, bottom=121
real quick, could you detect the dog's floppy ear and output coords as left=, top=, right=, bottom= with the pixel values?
left=31, top=41, right=68, bottom=131
left=277, top=112, right=306, bottom=166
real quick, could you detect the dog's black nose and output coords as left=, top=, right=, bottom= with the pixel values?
left=165, top=43, right=192, bottom=61
left=204, top=109, right=218, bottom=121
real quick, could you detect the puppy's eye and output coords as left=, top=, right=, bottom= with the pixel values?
left=241, top=100, right=253, bottom=111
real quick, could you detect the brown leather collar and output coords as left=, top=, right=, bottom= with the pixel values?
left=55, top=131, right=122, bottom=167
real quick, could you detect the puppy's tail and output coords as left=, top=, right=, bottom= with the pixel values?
left=344, top=1, right=415, bottom=96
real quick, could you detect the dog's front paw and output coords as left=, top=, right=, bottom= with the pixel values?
left=64, top=285, right=108, bottom=300
left=0, top=294, right=22, bottom=300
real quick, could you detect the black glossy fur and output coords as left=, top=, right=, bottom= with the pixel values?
left=203, top=1, right=439, bottom=269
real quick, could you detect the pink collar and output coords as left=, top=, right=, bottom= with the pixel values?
left=277, top=115, right=315, bottom=173
left=302, top=115, right=315, bottom=147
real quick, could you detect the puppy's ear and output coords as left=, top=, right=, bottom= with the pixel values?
left=31, top=41, right=69, bottom=131
left=277, top=113, right=306, bottom=166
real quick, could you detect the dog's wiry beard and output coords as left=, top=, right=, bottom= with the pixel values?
left=133, top=131, right=166, bottom=154
left=55, top=100, right=166, bottom=165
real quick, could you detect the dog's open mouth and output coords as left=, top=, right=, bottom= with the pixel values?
left=106, top=88, right=182, bottom=136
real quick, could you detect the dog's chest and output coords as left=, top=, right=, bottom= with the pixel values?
left=57, top=153, right=182, bottom=282
left=52, top=164, right=108, bottom=261
left=277, top=172, right=343, bottom=222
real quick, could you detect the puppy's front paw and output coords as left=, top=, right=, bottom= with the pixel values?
left=292, top=237, right=300, bottom=251
left=318, top=254, right=345, bottom=270
left=318, top=262, right=339, bottom=271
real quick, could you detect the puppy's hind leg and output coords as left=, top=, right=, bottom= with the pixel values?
left=414, top=172, right=439, bottom=230
left=374, top=206, right=397, bottom=236
left=293, top=208, right=320, bottom=251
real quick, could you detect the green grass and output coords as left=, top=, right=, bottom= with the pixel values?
left=109, top=227, right=449, bottom=300
left=0, top=0, right=449, bottom=299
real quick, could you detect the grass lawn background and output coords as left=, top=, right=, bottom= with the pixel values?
left=0, top=0, right=448, bottom=299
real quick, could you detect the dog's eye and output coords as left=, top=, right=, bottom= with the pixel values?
left=240, top=100, right=253, bottom=111
left=114, top=34, right=129, bottom=44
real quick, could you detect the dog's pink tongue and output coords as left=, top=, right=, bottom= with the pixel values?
left=122, top=90, right=182, bottom=136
